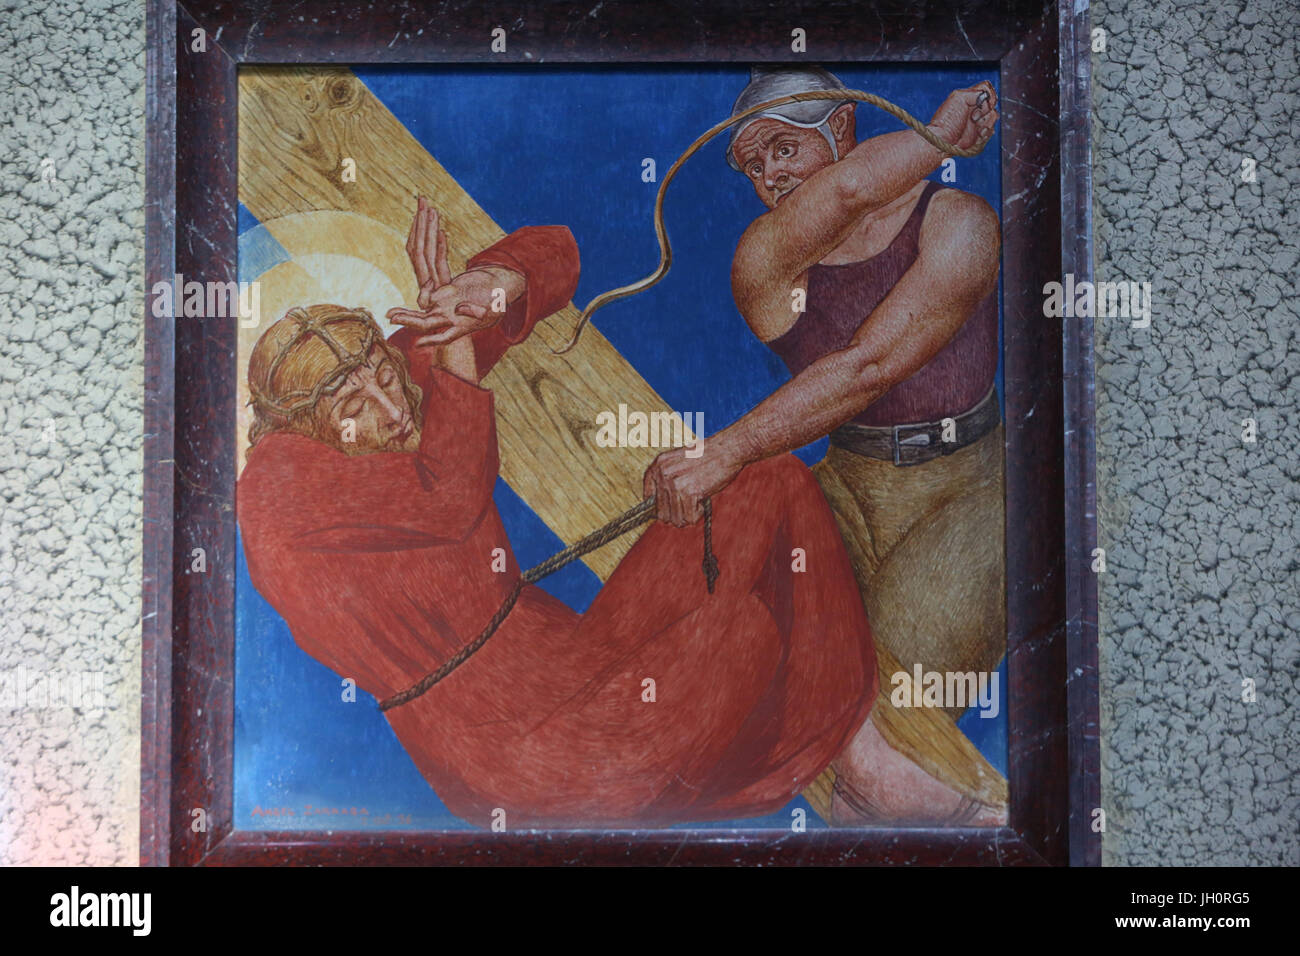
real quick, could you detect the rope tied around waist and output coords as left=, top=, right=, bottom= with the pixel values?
left=378, top=497, right=718, bottom=712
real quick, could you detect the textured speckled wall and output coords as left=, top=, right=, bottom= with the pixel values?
left=1091, top=0, right=1298, bottom=865
left=0, top=0, right=144, bottom=864
left=0, top=0, right=1294, bottom=865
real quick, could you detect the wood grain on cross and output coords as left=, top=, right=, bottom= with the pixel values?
left=239, top=65, right=664, bottom=580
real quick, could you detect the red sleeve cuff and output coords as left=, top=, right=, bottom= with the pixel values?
left=467, top=225, right=581, bottom=345
left=390, top=226, right=580, bottom=384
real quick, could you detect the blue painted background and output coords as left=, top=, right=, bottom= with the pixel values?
left=235, top=63, right=1004, bottom=831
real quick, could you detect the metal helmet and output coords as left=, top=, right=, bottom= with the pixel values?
left=726, top=65, right=853, bottom=172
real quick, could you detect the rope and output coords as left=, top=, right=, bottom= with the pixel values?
left=701, top=498, right=719, bottom=593
left=553, top=88, right=985, bottom=355
left=379, top=86, right=986, bottom=710
left=377, top=495, right=717, bottom=712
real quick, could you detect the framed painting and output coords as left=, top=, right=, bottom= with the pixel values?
left=143, top=0, right=1098, bottom=865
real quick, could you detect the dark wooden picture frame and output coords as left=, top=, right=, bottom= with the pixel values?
left=142, top=0, right=1098, bottom=866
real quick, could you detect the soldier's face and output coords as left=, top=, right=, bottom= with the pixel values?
left=318, top=346, right=419, bottom=454
left=732, top=118, right=837, bottom=210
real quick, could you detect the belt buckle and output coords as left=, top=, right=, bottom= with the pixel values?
left=892, top=423, right=932, bottom=466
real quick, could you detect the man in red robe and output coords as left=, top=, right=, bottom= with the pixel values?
left=238, top=200, right=879, bottom=827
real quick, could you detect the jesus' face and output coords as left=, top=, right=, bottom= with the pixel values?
left=316, top=345, right=421, bottom=454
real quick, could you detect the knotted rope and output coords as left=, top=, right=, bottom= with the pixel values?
left=378, top=496, right=717, bottom=712
left=553, top=88, right=988, bottom=354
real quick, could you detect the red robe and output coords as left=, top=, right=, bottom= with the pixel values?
left=238, top=226, right=877, bottom=827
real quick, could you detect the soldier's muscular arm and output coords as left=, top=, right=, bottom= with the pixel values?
left=646, top=193, right=999, bottom=527
left=723, top=193, right=1001, bottom=466
left=732, top=83, right=997, bottom=329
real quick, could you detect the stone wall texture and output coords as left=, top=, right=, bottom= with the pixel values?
left=0, top=0, right=144, bottom=864
left=1092, top=0, right=1298, bottom=865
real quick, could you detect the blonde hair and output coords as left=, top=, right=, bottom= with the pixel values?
left=247, top=304, right=422, bottom=448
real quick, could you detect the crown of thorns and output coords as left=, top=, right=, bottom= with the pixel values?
left=248, top=307, right=383, bottom=419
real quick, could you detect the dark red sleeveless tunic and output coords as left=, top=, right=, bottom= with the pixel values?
left=765, top=181, right=998, bottom=427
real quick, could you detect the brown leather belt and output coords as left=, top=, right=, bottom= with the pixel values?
left=829, top=386, right=1000, bottom=467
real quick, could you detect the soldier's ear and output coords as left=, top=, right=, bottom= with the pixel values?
left=828, top=104, right=856, bottom=147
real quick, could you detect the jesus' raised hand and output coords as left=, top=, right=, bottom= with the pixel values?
left=387, top=195, right=524, bottom=348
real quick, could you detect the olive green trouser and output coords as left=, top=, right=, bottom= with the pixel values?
left=804, top=424, right=1008, bottom=814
